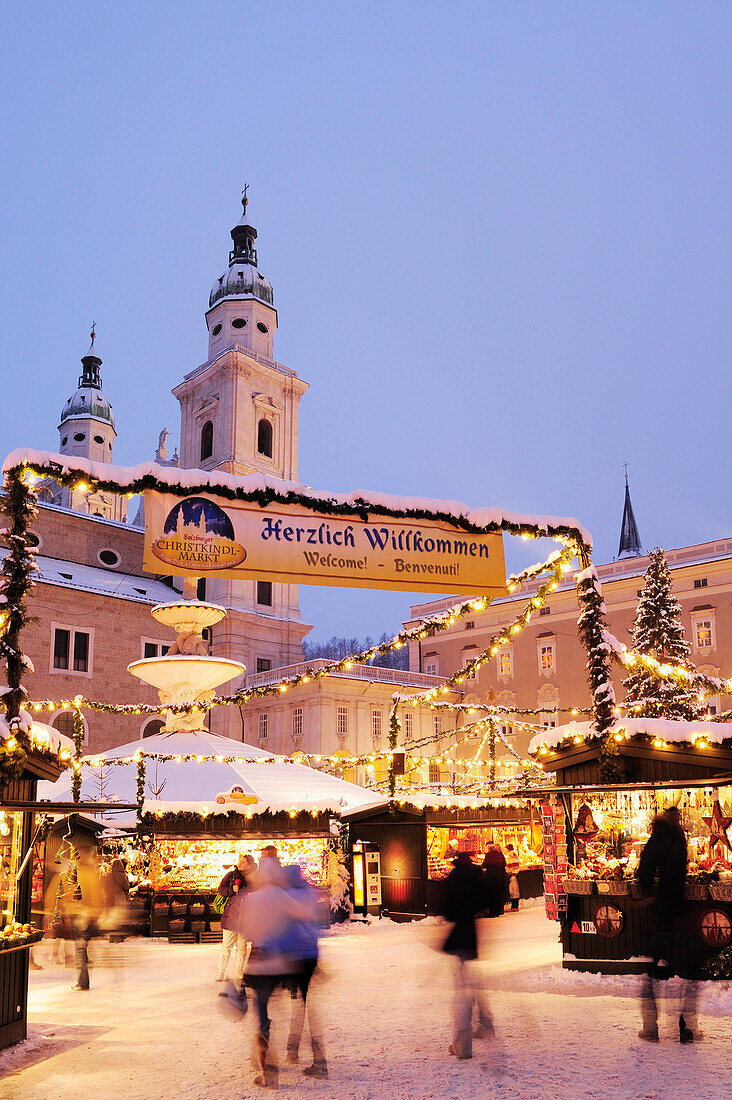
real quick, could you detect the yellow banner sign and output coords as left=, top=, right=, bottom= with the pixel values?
left=143, top=493, right=506, bottom=596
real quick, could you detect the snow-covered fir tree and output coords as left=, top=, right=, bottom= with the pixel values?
left=623, top=547, right=702, bottom=719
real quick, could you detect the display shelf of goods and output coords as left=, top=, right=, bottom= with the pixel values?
left=563, top=878, right=596, bottom=895
left=596, top=879, right=632, bottom=895
left=0, top=924, right=44, bottom=952
left=169, top=919, right=186, bottom=933
left=709, top=881, right=732, bottom=902
left=189, top=903, right=206, bottom=919
left=684, top=882, right=710, bottom=901
left=190, top=920, right=205, bottom=934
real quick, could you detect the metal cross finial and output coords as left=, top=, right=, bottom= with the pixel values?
left=89, top=322, right=96, bottom=351
left=241, top=184, right=249, bottom=215
left=623, top=459, right=629, bottom=486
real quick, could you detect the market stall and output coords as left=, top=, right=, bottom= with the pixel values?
left=0, top=714, right=73, bottom=1049
left=39, top=727, right=373, bottom=939
left=529, top=718, right=732, bottom=976
left=345, top=797, right=542, bottom=919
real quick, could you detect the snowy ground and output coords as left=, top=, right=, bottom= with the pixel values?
left=1, top=908, right=731, bottom=1100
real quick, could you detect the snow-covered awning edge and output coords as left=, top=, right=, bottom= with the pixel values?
left=0, top=709, right=74, bottom=764
left=142, top=798, right=343, bottom=818
left=529, top=717, right=732, bottom=756
left=4, top=448, right=592, bottom=547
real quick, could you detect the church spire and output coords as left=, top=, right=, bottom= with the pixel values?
left=618, top=465, right=642, bottom=559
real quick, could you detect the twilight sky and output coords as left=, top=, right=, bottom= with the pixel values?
left=1, top=4, right=730, bottom=643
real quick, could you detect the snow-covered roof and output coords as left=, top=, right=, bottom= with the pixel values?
left=37, top=728, right=376, bottom=827
left=0, top=550, right=178, bottom=605
left=4, top=448, right=592, bottom=546
left=0, top=708, right=74, bottom=759
left=529, top=717, right=732, bottom=756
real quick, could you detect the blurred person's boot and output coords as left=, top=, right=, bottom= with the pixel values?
left=286, top=1044, right=299, bottom=1064
left=638, top=1028, right=659, bottom=1042
left=303, top=1041, right=327, bottom=1077
left=679, top=1015, right=696, bottom=1043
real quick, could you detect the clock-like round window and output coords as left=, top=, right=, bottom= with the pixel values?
left=257, top=321, right=268, bottom=334
left=94, top=435, right=104, bottom=444
left=211, top=323, right=222, bottom=336
left=74, top=433, right=85, bottom=442
left=232, top=318, right=247, bottom=329
left=98, top=548, right=120, bottom=568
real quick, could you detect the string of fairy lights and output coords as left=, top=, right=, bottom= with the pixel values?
left=1, top=454, right=729, bottom=801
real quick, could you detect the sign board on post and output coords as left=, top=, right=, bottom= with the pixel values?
left=143, top=493, right=506, bottom=596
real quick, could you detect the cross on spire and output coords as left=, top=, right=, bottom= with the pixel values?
left=89, top=322, right=97, bottom=352
left=241, top=184, right=249, bottom=217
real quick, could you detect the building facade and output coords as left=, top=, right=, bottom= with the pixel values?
left=405, top=534, right=732, bottom=761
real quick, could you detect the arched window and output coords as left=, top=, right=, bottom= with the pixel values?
left=200, top=420, right=214, bottom=461
left=51, top=709, right=87, bottom=746
left=141, top=718, right=165, bottom=739
left=257, top=418, right=273, bottom=457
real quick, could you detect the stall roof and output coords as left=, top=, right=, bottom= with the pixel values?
left=529, top=717, right=732, bottom=757
left=37, top=728, right=376, bottom=826
left=504, top=775, right=732, bottom=797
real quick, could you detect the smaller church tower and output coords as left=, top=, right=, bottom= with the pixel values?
left=55, top=327, right=126, bottom=521
left=618, top=468, right=642, bottom=559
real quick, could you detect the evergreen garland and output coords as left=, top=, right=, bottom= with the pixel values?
left=136, top=757, right=146, bottom=835
left=576, top=565, right=618, bottom=781
left=623, top=547, right=703, bottom=720
left=71, top=706, right=84, bottom=802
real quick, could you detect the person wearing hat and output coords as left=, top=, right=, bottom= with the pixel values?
left=636, top=801, right=699, bottom=1043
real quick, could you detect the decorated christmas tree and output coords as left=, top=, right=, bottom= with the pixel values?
left=623, top=547, right=702, bottom=720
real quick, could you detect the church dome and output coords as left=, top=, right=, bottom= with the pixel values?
left=60, top=375, right=115, bottom=429
left=209, top=263, right=274, bottom=309
left=59, top=335, right=115, bottom=430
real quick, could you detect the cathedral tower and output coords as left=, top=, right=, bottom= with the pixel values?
left=172, top=192, right=311, bottom=678
left=54, top=328, right=126, bottom=521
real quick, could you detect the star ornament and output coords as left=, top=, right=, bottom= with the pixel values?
left=702, top=799, right=732, bottom=855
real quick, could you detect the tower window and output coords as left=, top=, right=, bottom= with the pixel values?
left=257, top=580, right=273, bottom=606
left=211, top=323, right=222, bottom=336
left=61, top=436, right=68, bottom=446
left=257, top=418, right=273, bottom=458
left=197, top=578, right=207, bottom=601
left=256, top=321, right=268, bottom=334
left=94, top=435, right=104, bottom=444
left=232, top=318, right=247, bottom=329
left=200, top=420, right=213, bottom=461
left=74, top=433, right=85, bottom=442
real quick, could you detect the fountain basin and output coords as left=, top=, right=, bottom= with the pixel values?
left=151, top=601, right=227, bottom=631
left=127, top=655, right=246, bottom=694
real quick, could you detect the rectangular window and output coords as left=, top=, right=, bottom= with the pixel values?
left=465, top=621, right=475, bottom=630
left=256, top=581, right=273, bottom=606
left=540, top=643, right=555, bottom=672
left=53, top=628, right=70, bottom=670
left=371, top=709, right=382, bottom=741
left=258, top=713, right=268, bottom=740
left=693, top=578, right=708, bottom=589
left=143, top=641, right=170, bottom=659
left=52, top=625, right=93, bottom=675
left=428, top=763, right=441, bottom=784
left=403, top=710, right=413, bottom=740
left=424, top=659, right=439, bottom=676
left=498, top=649, right=512, bottom=678
left=337, top=706, right=348, bottom=737
left=695, top=619, right=713, bottom=649
left=292, top=707, right=303, bottom=739
left=433, top=713, right=442, bottom=737
left=501, top=724, right=515, bottom=741
left=256, top=658, right=272, bottom=673
left=540, top=606, right=551, bottom=616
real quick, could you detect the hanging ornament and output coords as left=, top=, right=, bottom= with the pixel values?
left=573, top=802, right=600, bottom=843
left=702, top=800, right=732, bottom=856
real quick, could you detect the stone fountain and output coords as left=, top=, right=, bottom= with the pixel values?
left=128, top=587, right=246, bottom=731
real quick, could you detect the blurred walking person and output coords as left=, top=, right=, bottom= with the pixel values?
left=65, top=846, right=104, bottom=991
left=238, top=859, right=316, bottom=1087
left=216, top=853, right=255, bottom=985
left=636, top=804, right=700, bottom=1042
left=279, top=864, right=327, bottom=1078
left=482, top=844, right=507, bottom=918
left=440, top=851, right=493, bottom=1060
left=505, top=844, right=521, bottom=911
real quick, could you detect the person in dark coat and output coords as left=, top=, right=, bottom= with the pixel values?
left=636, top=806, right=699, bottom=1043
left=482, top=845, right=507, bottom=918
left=440, top=852, right=493, bottom=1059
